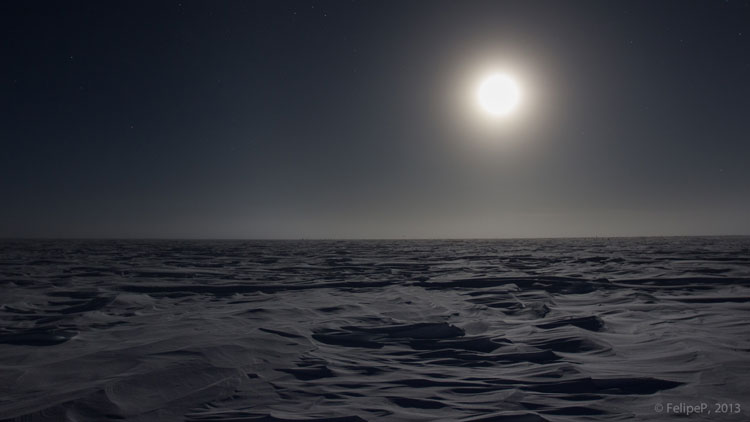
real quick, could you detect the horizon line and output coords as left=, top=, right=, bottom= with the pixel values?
left=1, top=234, right=748, bottom=242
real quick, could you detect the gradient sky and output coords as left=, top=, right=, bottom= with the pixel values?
left=2, top=0, right=749, bottom=238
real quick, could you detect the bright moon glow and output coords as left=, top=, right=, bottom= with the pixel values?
left=477, top=74, right=521, bottom=116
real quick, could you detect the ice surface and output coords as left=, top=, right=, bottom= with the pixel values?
left=1, top=237, right=749, bottom=421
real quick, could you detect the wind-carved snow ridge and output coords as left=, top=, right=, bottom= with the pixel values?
left=0, top=237, right=749, bottom=421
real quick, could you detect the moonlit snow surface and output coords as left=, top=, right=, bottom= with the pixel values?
left=1, top=238, right=749, bottom=421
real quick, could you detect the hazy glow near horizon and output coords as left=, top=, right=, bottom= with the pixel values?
left=477, top=73, right=521, bottom=116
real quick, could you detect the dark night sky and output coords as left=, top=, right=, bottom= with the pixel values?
left=2, top=0, right=749, bottom=238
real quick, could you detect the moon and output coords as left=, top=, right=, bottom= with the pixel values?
left=477, top=74, right=521, bottom=116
